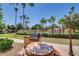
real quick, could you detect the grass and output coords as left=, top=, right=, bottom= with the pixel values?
left=0, top=33, right=24, bottom=39
left=0, top=33, right=79, bottom=46
left=42, top=37, right=79, bottom=46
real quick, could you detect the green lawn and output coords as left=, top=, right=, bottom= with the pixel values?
left=42, top=38, right=79, bottom=46
left=0, top=33, right=24, bottom=39
left=0, top=33, right=79, bottom=46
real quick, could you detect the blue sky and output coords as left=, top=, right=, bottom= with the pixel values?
left=1, top=3, right=79, bottom=27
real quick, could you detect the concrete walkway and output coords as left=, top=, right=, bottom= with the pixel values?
left=0, top=37, right=79, bottom=56
left=9, top=38, right=79, bottom=56
left=52, top=43, right=79, bottom=56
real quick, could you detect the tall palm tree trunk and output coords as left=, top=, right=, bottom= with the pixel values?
left=15, top=10, right=17, bottom=36
left=69, top=24, right=74, bottom=56
left=23, top=7, right=25, bottom=33
left=20, top=18, right=22, bottom=25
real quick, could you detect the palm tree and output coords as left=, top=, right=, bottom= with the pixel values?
left=25, top=16, right=30, bottom=29
left=58, top=18, right=65, bottom=34
left=48, top=16, right=55, bottom=34
left=10, top=3, right=18, bottom=27
left=21, top=3, right=34, bottom=32
left=64, top=6, right=75, bottom=56
left=23, top=15, right=30, bottom=30
left=45, top=19, right=47, bottom=31
left=70, top=6, right=74, bottom=13
left=65, top=15, right=74, bottom=56
left=10, top=3, right=19, bottom=37
left=40, top=18, right=47, bottom=35
left=69, top=6, right=74, bottom=56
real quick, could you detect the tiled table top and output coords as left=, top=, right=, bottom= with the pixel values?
left=25, top=42, right=54, bottom=56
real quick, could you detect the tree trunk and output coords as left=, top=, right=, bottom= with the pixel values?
left=41, top=24, right=43, bottom=36
left=46, top=23, right=47, bottom=31
left=20, top=18, right=22, bottom=25
left=69, top=24, right=74, bottom=56
left=73, top=28, right=76, bottom=33
left=23, top=7, right=25, bottom=33
left=52, top=22, right=54, bottom=34
left=62, top=24, right=64, bottom=34
left=15, top=10, right=17, bottom=36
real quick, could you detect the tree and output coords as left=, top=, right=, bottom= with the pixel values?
left=0, top=7, right=6, bottom=33
left=23, top=15, right=30, bottom=29
left=48, top=16, right=55, bottom=34
left=0, top=8, right=3, bottom=24
left=10, top=3, right=18, bottom=29
left=45, top=19, right=47, bottom=30
left=40, top=18, right=47, bottom=35
left=64, top=6, right=78, bottom=56
left=64, top=15, right=74, bottom=56
left=10, top=3, right=19, bottom=36
left=7, top=25, right=15, bottom=33
left=16, top=23, right=23, bottom=31
left=21, top=3, right=34, bottom=32
left=58, top=18, right=65, bottom=34
left=31, top=24, right=41, bottom=30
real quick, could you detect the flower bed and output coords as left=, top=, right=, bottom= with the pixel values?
left=0, top=38, right=13, bottom=51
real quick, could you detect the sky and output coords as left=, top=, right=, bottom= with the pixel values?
left=1, top=3, right=79, bottom=27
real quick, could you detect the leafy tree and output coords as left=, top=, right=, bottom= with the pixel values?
left=0, top=8, right=3, bottom=24
left=0, top=7, right=6, bottom=33
left=7, top=25, right=15, bottom=33
left=31, top=24, right=41, bottom=30
left=16, top=23, right=23, bottom=31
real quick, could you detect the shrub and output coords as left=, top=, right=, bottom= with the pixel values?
left=42, top=32, right=49, bottom=37
left=0, top=38, right=13, bottom=51
left=42, top=33, right=79, bottom=39
left=16, top=32, right=31, bottom=35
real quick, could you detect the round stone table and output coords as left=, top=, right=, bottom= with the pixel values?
left=25, top=42, right=54, bottom=56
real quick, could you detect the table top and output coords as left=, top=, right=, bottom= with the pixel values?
left=25, top=42, right=54, bottom=56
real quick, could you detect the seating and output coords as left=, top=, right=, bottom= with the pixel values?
left=24, top=31, right=41, bottom=48
left=30, top=31, right=41, bottom=41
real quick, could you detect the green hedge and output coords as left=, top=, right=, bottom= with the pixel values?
left=0, top=38, right=13, bottom=51
left=42, top=33, right=79, bottom=39
left=16, top=32, right=30, bottom=35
